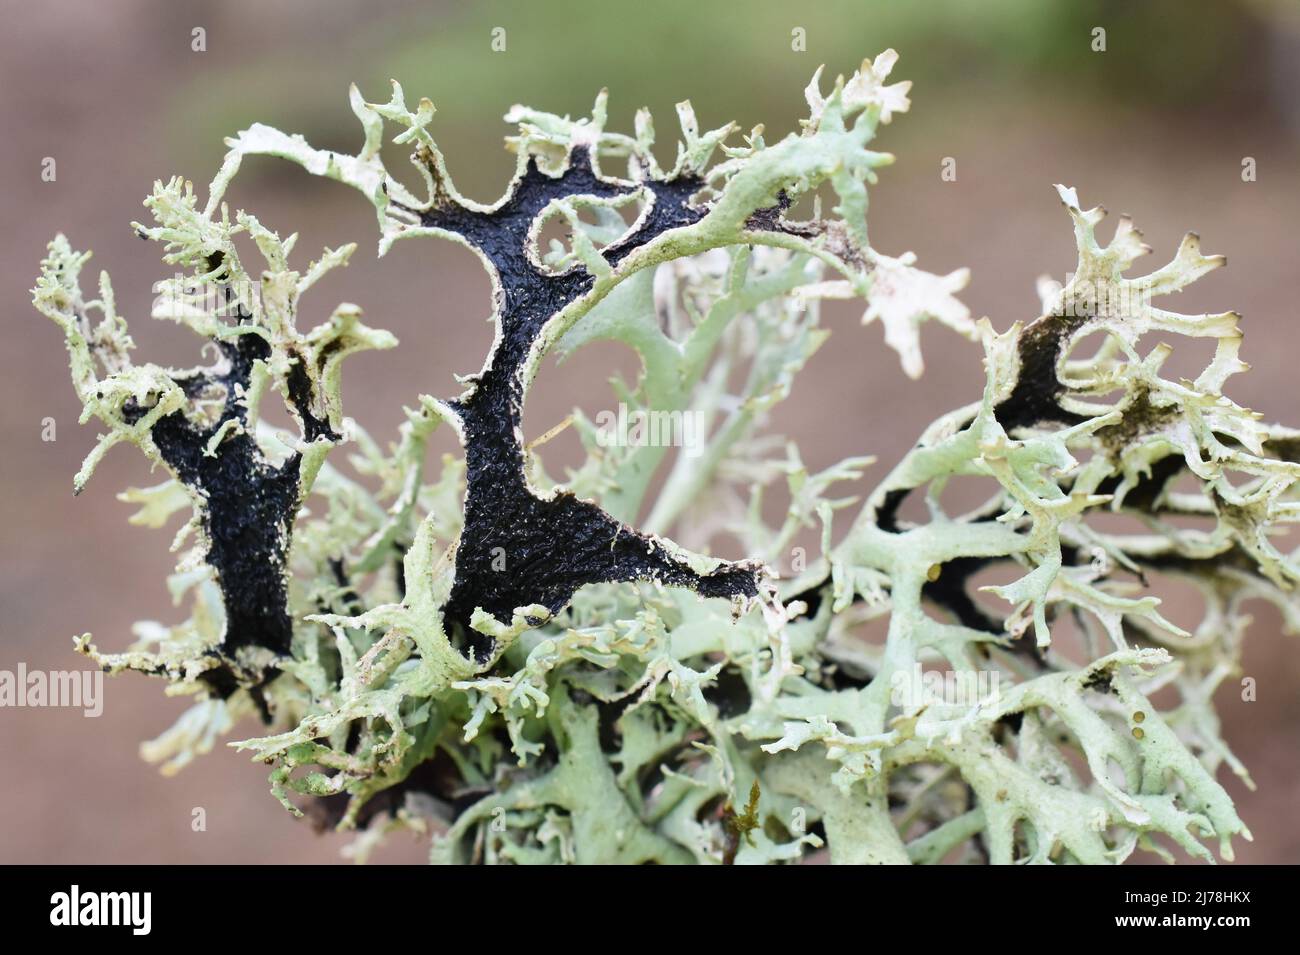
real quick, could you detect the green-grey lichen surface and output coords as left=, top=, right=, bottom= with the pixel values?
left=34, top=51, right=1287, bottom=864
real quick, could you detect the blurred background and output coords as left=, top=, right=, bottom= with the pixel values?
left=2, top=0, right=1298, bottom=863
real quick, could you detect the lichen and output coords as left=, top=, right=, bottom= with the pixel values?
left=35, top=51, right=1288, bottom=864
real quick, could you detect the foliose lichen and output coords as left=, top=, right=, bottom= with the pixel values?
left=36, top=51, right=1286, bottom=864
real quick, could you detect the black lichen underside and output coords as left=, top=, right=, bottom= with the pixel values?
left=993, top=312, right=1089, bottom=433
left=992, top=309, right=1189, bottom=506
left=127, top=333, right=308, bottom=661
left=410, top=148, right=760, bottom=655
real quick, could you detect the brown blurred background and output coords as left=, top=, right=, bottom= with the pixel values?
left=2, top=0, right=1298, bottom=864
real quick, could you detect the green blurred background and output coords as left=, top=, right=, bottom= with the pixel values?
left=2, top=0, right=1298, bottom=863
